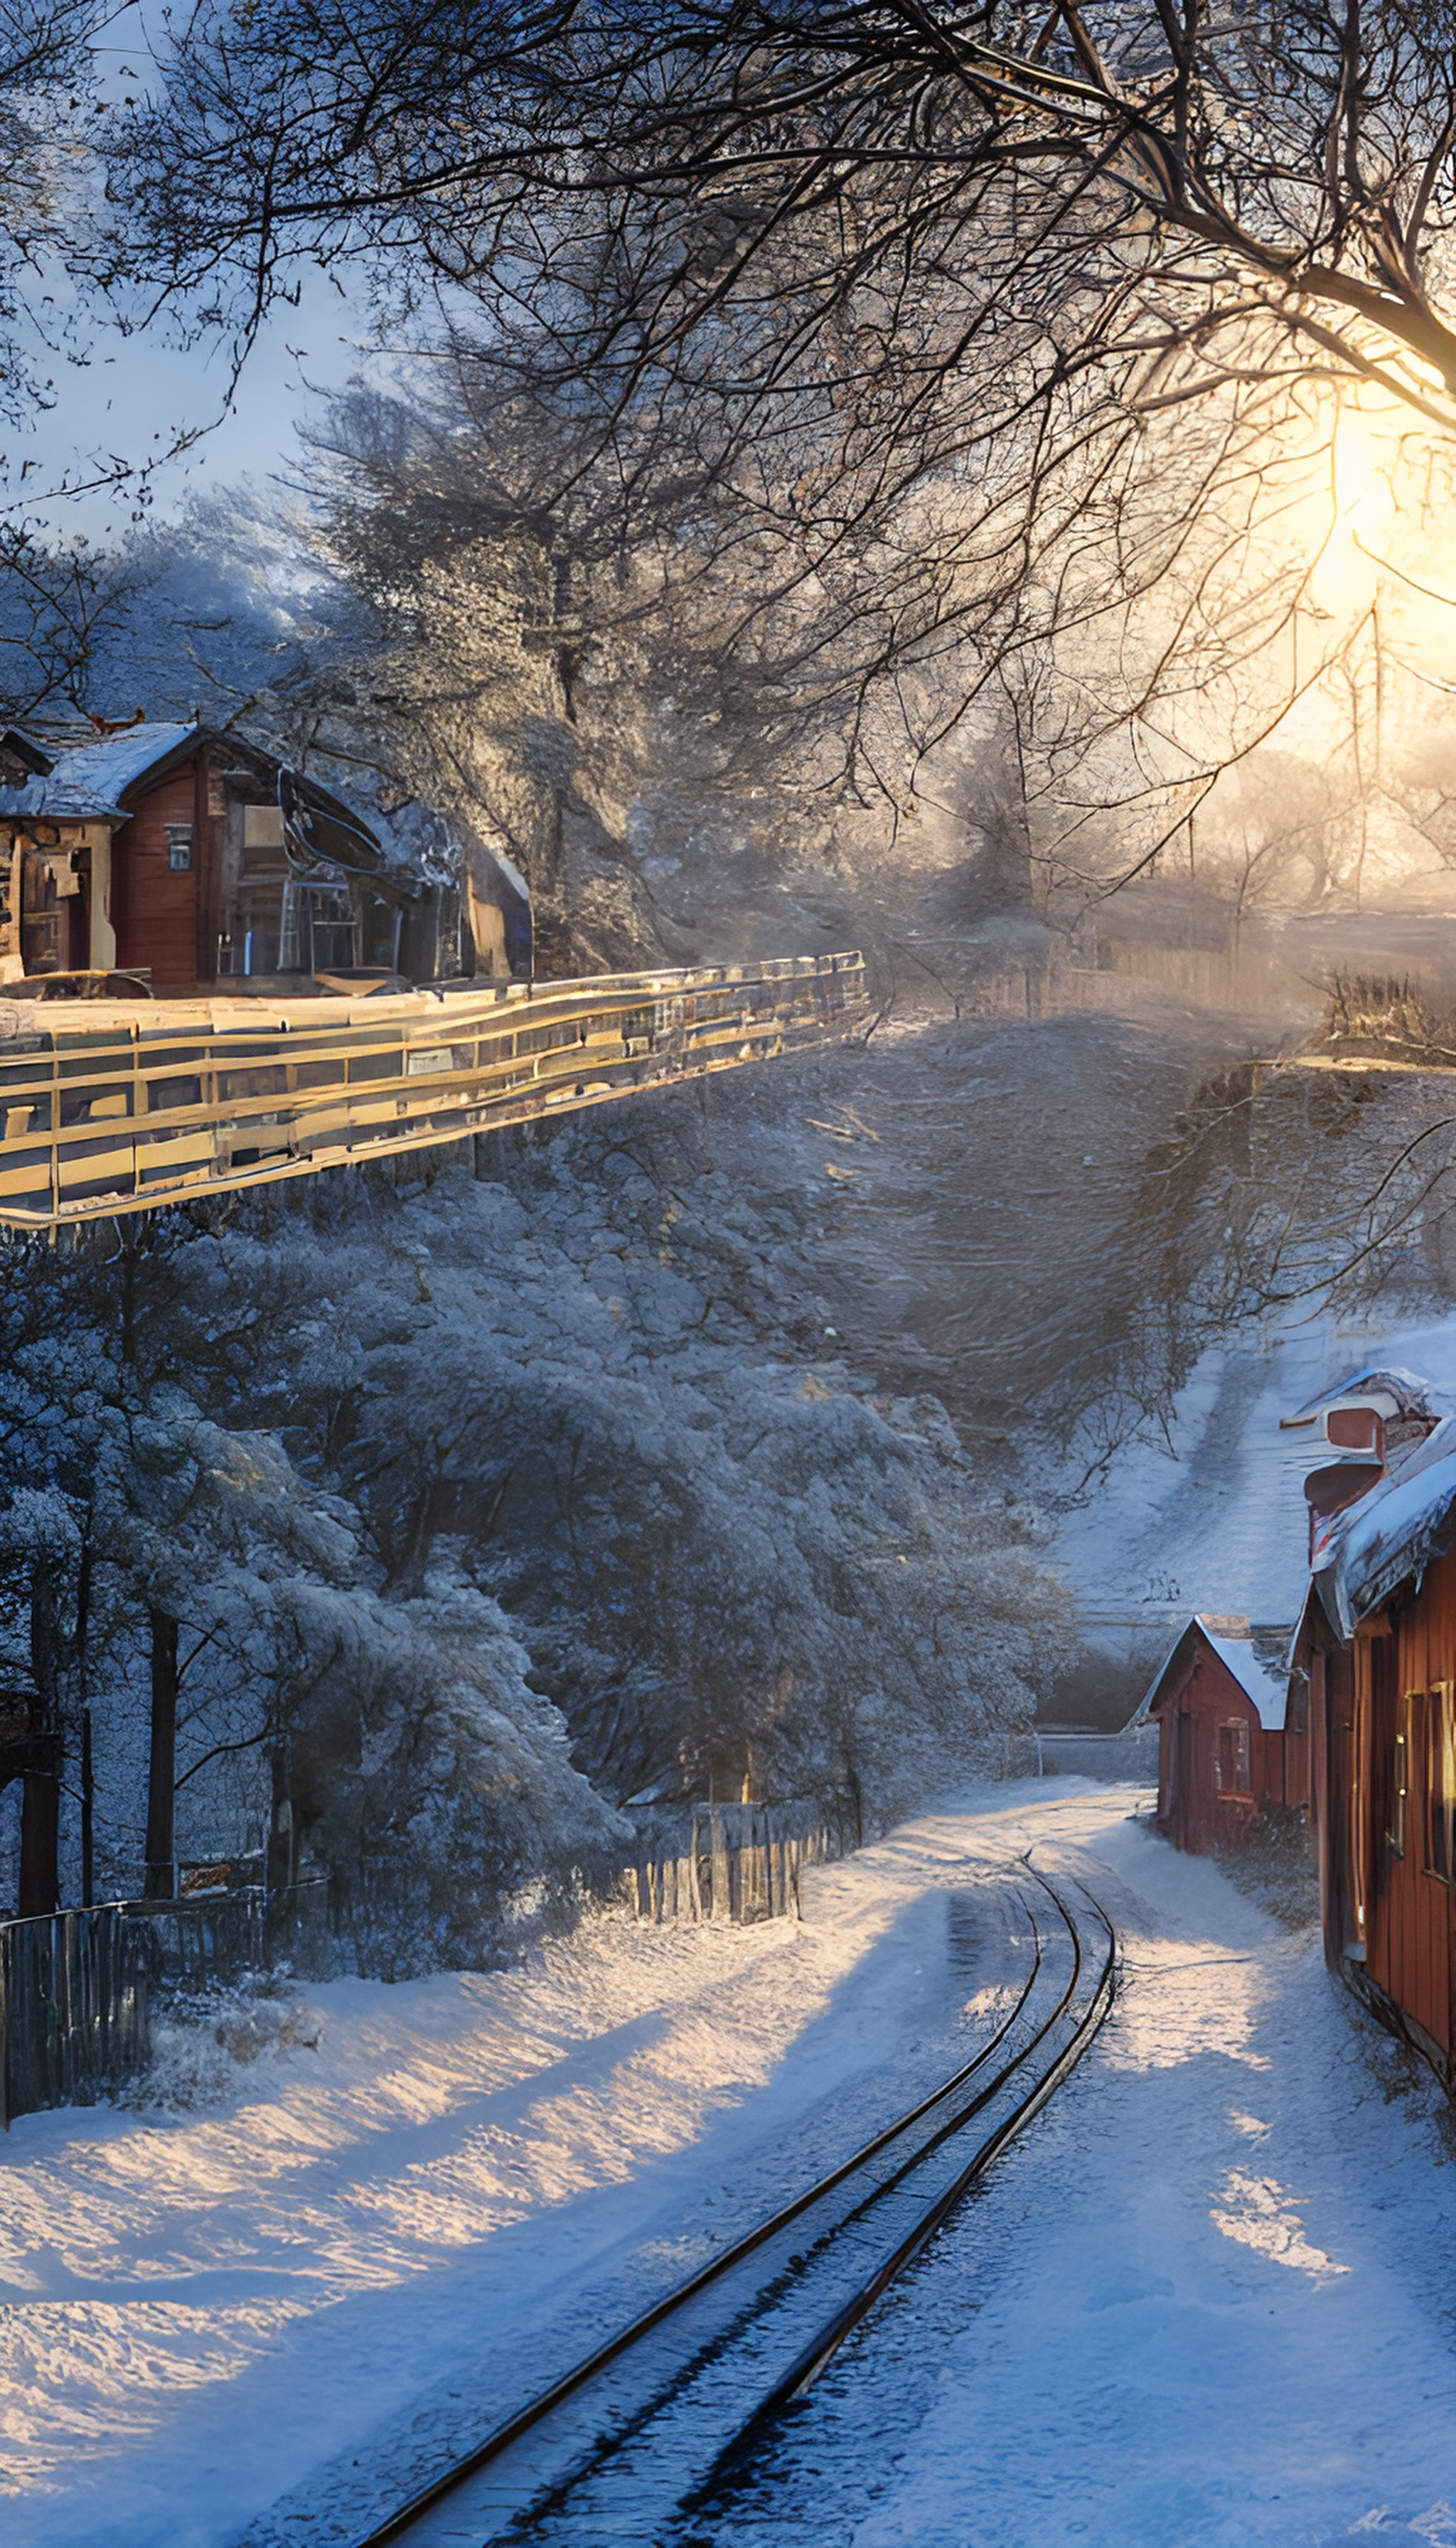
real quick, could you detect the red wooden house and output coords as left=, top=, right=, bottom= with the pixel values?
left=1135, top=1615, right=1301, bottom=1854
left=0, top=721, right=529, bottom=995
left=1289, top=1367, right=1456, bottom=2089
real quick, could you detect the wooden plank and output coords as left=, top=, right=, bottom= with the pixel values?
left=0, top=953, right=867, bottom=1227
left=112, top=766, right=200, bottom=988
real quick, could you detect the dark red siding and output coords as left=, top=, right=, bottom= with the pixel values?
left=1356, top=1556, right=1456, bottom=2064
left=1155, top=1644, right=1279, bottom=1856
left=111, top=761, right=207, bottom=990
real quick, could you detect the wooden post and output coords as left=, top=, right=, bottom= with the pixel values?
left=80, top=1707, right=95, bottom=1910
left=712, top=1809, right=732, bottom=1923
left=744, top=1812, right=767, bottom=1922
left=18, top=1767, right=58, bottom=1917
left=687, top=1818, right=705, bottom=1922
left=143, top=1609, right=178, bottom=1901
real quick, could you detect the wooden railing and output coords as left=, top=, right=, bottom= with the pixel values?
left=0, top=950, right=867, bottom=1228
left=626, top=1804, right=844, bottom=1927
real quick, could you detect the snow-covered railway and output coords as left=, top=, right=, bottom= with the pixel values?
left=0, top=948, right=866, bottom=1228
left=357, top=1863, right=1116, bottom=2548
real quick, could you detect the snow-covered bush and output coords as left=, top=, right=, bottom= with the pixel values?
left=129, top=1979, right=320, bottom=2112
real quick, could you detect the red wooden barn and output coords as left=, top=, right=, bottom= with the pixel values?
left=1135, top=1614, right=1300, bottom=1854
left=1289, top=1366, right=1456, bottom=2090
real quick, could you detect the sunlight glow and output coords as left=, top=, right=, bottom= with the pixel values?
left=1209, top=2169, right=1350, bottom=2281
left=1306, top=401, right=1401, bottom=621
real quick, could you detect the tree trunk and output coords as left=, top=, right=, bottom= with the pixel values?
left=18, top=1767, right=58, bottom=1916
left=23, top=1557, right=67, bottom=1917
left=144, top=1607, right=178, bottom=1900
left=77, top=1536, right=92, bottom=1907
left=80, top=1708, right=95, bottom=1909
left=267, top=1739, right=295, bottom=1891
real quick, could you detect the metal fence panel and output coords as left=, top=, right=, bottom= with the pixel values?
left=0, top=1907, right=151, bottom=2126
left=0, top=1880, right=335, bottom=2125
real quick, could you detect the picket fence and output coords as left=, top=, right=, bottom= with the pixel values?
left=625, top=1804, right=842, bottom=1925
left=1, top=1810, right=840, bottom=2124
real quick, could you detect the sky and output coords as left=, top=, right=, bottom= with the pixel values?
left=11, top=1, right=381, bottom=540
left=15, top=261, right=374, bottom=540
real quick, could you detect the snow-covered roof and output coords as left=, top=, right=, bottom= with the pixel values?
left=1281, top=1365, right=1443, bottom=1429
left=1316, top=1413, right=1456, bottom=1637
left=1132, top=1613, right=1290, bottom=1731
left=1199, top=1626, right=1289, bottom=1729
left=0, top=723, right=198, bottom=822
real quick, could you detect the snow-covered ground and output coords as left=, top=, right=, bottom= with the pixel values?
left=5, top=1783, right=1456, bottom=2547
left=707, top=1787, right=1456, bottom=2547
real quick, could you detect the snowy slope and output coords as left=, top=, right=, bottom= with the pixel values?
left=1054, top=1309, right=1456, bottom=1641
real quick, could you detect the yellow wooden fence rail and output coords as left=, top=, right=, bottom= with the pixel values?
left=0, top=950, right=867, bottom=1229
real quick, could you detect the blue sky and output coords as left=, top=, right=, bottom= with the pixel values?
left=16, top=259, right=374, bottom=539
left=13, top=3, right=378, bottom=539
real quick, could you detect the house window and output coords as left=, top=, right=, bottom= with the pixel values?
left=307, top=882, right=360, bottom=973
left=166, top=825, right=193, bottom=873
left=1427, top=1683, right=1456, bottom=1883
left=1215, top=1718, right=1251, bottom=1794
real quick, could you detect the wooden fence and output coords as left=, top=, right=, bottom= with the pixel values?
left=1, top=1816, right=847, bottom=2122
left=0, top=1905, right=151, bottom=2127
left=122, top=1879, right=333, bottom=1993
left=0, top=949, right=866, bottom=1228
left=0, top=1880, right=333, bottom=2125
left=626, top=1804, right=843, bottom=1926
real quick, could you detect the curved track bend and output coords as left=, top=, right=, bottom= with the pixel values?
left=358, top=1859, right=1116, bottom=2547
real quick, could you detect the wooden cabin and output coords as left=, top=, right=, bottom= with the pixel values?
left=0, top=722, right=530, bottom=995
left=1290, top=1369, right=1456, bottom=2089
left=1135, top=1615, right=1300, bottom=1853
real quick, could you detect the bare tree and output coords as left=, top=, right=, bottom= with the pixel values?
left=88, top=7, right=1456, bottom=882
left=0, top=1, right=107, bottom=420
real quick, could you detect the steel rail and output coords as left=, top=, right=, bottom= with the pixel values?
left=355, top=1863, right=1115, bottom=2548
left=517, top=1861, right=1115, bottom=2542
left=358, top=1883, right=1042, bottom=2547
left=695, top=1861, right=1118, bottom=2492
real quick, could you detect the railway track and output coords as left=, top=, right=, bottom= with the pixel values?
left=355, top=1859, right=1116, bottom=2548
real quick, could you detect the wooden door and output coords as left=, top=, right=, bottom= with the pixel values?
left=20, top=847, right=61, bottom=974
